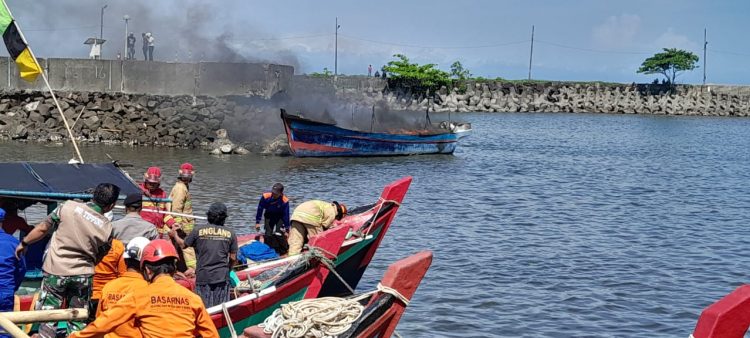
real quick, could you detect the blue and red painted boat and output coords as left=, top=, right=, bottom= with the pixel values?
left=281, top=110, right=471, bottom=157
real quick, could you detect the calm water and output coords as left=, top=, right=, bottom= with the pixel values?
left=2, top=112, right=750, bottom=337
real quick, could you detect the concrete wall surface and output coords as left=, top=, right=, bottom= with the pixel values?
left=0, top=56, right=293, bottom=98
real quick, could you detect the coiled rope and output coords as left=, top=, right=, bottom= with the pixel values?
left=259, top=283, right=412, bottom=337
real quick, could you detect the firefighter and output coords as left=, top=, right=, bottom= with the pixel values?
left=139, top=167, right=176, bottom=238
left=287, top=200, right=347, bottom=255
left=169, top=163, right=196, bottom=268
left=70, top=239, right=219, bottom=338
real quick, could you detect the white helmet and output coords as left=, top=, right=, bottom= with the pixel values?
left=123, top=237, right=151, bottom=261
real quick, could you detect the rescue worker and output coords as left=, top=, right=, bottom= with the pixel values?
left=90, top=238, right=126, bottom=320
left=172, top=202, right=237, bottom=308
left=288, top=200, right=347, bottom=256
left=169, top=163, right=196, bottom=269
left=70, top=239, right=219, bottom=338
left=254, top=183, right=290, bottom=255
left=0, top=207, right=26, bottom=338
left=112, top=193, right=158, bottom=245
left=95, top=237, right=150, bottom=336
left=16, top=183, right=119, bottom=338
left=139, top=167, right=176, bottom=238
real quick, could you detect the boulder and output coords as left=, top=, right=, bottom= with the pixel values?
left=11, top=124, right=27, bottom=139
left=83, top=116, right=101, bottom=130
left=24, top=101, right=39, bottom=112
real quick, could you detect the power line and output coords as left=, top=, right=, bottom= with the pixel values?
left=338, top=34, right=529, bottom=49
left=535, top=39, right=651, bottom=55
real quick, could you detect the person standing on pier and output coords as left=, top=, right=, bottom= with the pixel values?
left=169, top=163, right=196, bottom=268
left=254, top=183, right=290, bottom=255
left=141, top=33, right=148, bottom=60
left=16, top=183, right=120, bottom=338
left=126, top=33, right=136, bottom=60
left=146, top=32, right=155, bottom=61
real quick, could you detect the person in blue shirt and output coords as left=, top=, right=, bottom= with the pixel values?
left=254, top=183, right=290, bottom=255
left=0, top=207, right=26, bottom=338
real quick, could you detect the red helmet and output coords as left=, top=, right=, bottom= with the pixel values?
left=144, top=166, right=162, bottom=183
left=178, top=162, right=194, bottom=178
left=140, top=239, right=178, bottom=268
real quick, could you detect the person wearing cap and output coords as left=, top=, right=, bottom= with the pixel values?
left=70, top=239, right=219, bottom=338
left=171, top=202, right=237, bottom=308
left=139, top=167, right=176, bottom=237
left=90, top=238, right=126, bottom=320
left=169, top=163, right=196, bottom=268
left=287, top=200, right=347, bottom=256
left=0, top=207, right=26, bottom=333
left=94, top=237, right=149, bottom=336
left=16, top=183, right=120, bottom=338
left=112, top=193, right=159, bottom=246
left=254, top=183, right=290, bottom=255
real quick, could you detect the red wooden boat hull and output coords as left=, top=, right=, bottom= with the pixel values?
left=240, top=250, right=433, bottom=338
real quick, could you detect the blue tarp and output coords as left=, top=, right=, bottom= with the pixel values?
left=0, top=162, right=141, bottom=200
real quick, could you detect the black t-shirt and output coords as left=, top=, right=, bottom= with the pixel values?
left=185, top=223, right=238, bottom=285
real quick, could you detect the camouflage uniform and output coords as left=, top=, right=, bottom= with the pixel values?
left=37, top=274, right=93, bottom=337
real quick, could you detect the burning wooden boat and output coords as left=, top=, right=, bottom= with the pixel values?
left=281, top=109, right=471, bottom=157
left=240, top=250, right=433, bottom=338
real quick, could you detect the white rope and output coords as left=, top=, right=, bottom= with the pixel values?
left=222, top=303, right=238, bottom=338
left=376, top=283, right=411, bottom=306
left=257, top=282, right=412, bottom=338
left=361, top=198, right=401, bottom=238
left=260, top=297, right=365, bottom=338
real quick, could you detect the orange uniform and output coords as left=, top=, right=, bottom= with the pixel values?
left=70, top=275, right=219, bottom=338
left=92, top=239, right=126, bottom=300
left=96, top=271, right=148, bottom=337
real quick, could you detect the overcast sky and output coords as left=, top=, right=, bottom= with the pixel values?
left=5, top=0, right=750, bottom=84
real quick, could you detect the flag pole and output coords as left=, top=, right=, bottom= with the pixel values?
left=1, top=2, right=84, bottom=164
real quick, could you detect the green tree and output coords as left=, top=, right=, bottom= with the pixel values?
left=637, top=48, right=699, bottom=84
left=450, top=61, right=472, bottom=80
left=310, top=67, right=332, bottom=78
left=383, top=54, right=450, bottom=93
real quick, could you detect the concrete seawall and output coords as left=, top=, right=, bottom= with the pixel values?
left=1, top=61, right=749, bottom=150
left=0, top=57, right=293, bottom=97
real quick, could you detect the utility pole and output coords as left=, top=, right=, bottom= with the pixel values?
left=703, top=28, right=707, bottom=86
left=528, top=25, right=534, bottom=80
left=123, top=15, right=129, bottom=60
left=100, top=4, right=107, bottom=57
left=335, top=17, right=340, bottom=77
